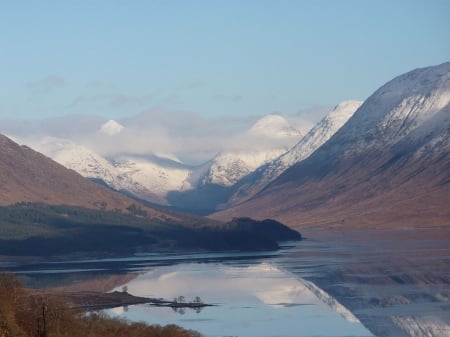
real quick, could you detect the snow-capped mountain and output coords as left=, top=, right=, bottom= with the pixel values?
left=198, top=114, right=302, bottom=187
left=222, top=101, right=362, bottom=207
left=214, top=62, right=450, bottom=227
left=26, top=113, right=302, bottom=209
left=32, top=137, right=194, bottom=205
left=111, top=154, right=193, bottom=198
left=33, top=137, right=119, bottom=186
left=328, top=62, right=450, bottom=153
left=99, top=119, right=124, bottom=136
left=276, top=100, right=362, bottom=169
left=249, top=114, right=302, bottom=138
left=201, top=149, right=293, bottom=187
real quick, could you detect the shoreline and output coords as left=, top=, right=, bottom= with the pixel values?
left=31, top=289, right=215, bottom=311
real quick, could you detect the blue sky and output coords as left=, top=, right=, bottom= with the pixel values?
left=0, top=0, right=449, bottom=121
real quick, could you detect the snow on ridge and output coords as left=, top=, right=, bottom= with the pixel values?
left=279, top=100, right=363, bottom=165
left=198, top=114, right=304, bottom=187
left=247, top=101, right=362, bottom=187
left=337, top=62, right=450, bottom=148
left=392, top=316, right=450, bottom=337
left=203, top=149, right=287, bottom=187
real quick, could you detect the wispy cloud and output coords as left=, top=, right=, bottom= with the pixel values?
left=69, top=93, right=153, bottom=111
left=2, top=104, right=327, bottom=165
left=26, top=75, right=65, bottom=93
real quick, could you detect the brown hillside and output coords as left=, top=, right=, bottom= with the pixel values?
left=0, top=133, right=173, bottom=220
left=213, top=146, right=450, bottom=228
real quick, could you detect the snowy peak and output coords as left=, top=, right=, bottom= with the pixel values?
left=32, top=137, right=123, bottom=189
left=222, top=101, right=362, bottom=207
left=213, top=63, right=450, bottom=227
left=337, top=62, right=450, bottom=148
left=200, top=115, right=303, bottom=187
left=249, top=114, right=302, bottom=138
left=99, top=119, right=124, bottom=136
left=327, top=100, right=364, bottom=124
left=202, top=149, right=288, bottom=187
left=279, top=100, right=363, bottom=166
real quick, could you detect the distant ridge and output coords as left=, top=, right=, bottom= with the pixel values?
left=213, top=62, right=450, bottom=228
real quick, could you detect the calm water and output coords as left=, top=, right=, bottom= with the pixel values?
left=3, top=226, right=450, bottom=337
left=106, top=261, right=373, bottom=337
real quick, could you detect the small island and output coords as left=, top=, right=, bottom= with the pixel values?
left=59, top=290, right=215, bottom=311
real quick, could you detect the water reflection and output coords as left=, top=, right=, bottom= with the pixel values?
left=107, top=262, right=374, bottom=337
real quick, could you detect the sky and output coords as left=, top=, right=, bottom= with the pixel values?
left=1, top=0, right=449, bottom=120
left=0, top=1, right=449, bottom=163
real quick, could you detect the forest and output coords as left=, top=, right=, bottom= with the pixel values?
left=0, top=203, right=301, bottom=256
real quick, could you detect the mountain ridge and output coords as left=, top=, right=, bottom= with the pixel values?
left=212, top=62, right=450, bottom=228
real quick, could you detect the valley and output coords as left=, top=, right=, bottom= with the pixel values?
left=1, top=62, right=449, bottom=337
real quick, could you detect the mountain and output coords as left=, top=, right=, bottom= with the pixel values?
left=166, top=114, right=302, bottom=213
left=0, top=132, right=173, bottom=219
left=213, top=62, right=450, bottom=228
left=198, top=114, right=302, bottom=187
left=27, top=114, right=302, bottom=212
left=31, top=137, right=194, bottom=205
left=0, top=132, right=301, bottom=255
left=222, top=101, right=362, bottom=208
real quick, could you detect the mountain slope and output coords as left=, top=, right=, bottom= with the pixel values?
left=0, top=133, right=174, bottom=220
left=213, top=62, right=450, bottom=228
left=222, top=101, right=362, bottom=208
left=31, top=138, right=193, bottom=205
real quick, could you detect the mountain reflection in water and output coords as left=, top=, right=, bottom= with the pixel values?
left=106, top=262, right=374, bottom=337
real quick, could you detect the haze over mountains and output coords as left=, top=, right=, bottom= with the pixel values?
left=2, top=62, right=449, bottom=229
left=214, top=62, right=450, bottom=227
left=10, top=113, right=305, bottom=211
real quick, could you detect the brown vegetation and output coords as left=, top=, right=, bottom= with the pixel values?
left=0, top=273, right=202, bottom=337
left=213, top=143, right=450, bottom=229
left=0, top=133, right=186, bottom=223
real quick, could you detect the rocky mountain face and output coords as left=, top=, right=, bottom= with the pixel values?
left=213, top=62, right=450, bottom=228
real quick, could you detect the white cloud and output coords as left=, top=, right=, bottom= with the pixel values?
left=1, top=104, right=330, bottom=165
